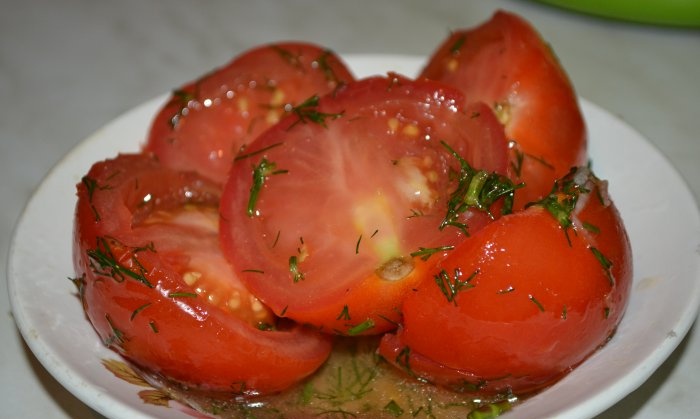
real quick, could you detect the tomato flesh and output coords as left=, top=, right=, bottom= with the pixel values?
left=420, top=10, right=587, bottom=208
left=73, top=154, right=332, bottom=394
left=220, top=75, right=511, bottom=335
left=379, top=167, right=632, bottom=394
left=144, top=42, right=355, bottom=185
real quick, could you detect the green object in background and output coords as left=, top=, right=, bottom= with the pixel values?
left=537, top=0, right=700, bottom=27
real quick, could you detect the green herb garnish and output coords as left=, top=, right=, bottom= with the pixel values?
left=289, top=255, right=305, bottom=283
left=408, top=208, right=424, bottom=219
left=511, top=148, right=525, bottom=177
left=167, top=292, right=198, bottom=298
left=130, top=303, right=151, bottom=321
left=68, top=274, right=86, bottom=300
left=497, top=286, right=515, bottom=294
left=289, top=95, right=343, bottom=128
left=272, top=45, right=303, bottom=69
left=529, top=295, right=545, bottom=312
left=81, top=175, right=112, bottom=221
left=528, top=167, right=596, bottom=245
left=87, top=236, right=154, bottom=288
left=247, top=158, right=288, bottom=216
left=590, top=246, right=615, bottom=286
left=440, top=141, right=521, bottom=235
left=314, top=359, right=377, bottom=406
left=384, top=400, right=405, bottom=417
left=234, top=142, right=284, bottom=162
left=395, top=346, right=420, bottom=380
left=434, top=268, right=478, bottom=305
left=582, top=221, right=600, bottom=234
left=104, top=313, right=126, bottom=346
left=257, top=322, right=275, bottom=331
left=468, top=400, right=513, bottom=419
left=347, top=319, right=375, bottom=336
left=169, top=87, right=199, bottom=128
left=450, top=35, right=466, bottom=54
left=336, top=305, right=351, bottom=321
left=410, top=245, right=455, bottom=261
left=315, top=50, right=342, bottom=84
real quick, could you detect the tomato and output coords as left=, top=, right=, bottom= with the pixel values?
left=219, top=74, right=516, bottom=336
left=419, top=10, right=587, bottom=209
left=73, top=153, right=332, bottom=394
left=379, top=167, right=632, bottom=395
left=144, top=42, right=355, bottom=185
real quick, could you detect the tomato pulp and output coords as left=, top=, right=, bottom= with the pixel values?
left=73, top=154, right=332, bottom=394
left=220, top=74, right=515, bottom=335
left=145, top=42, right=355, bottom=185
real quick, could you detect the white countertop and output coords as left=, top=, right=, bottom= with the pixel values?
left=2, top=1, right=699, bottom=418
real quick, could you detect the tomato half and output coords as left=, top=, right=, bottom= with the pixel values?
left=73, top=154, right=332, bottom=394
left=420, top=10, right=587, bottom=209
left=220, top=74, right=515, bottom=336
left=144, top=42, right=355, bottom=185
left=379, top=167, right=632, bottom=395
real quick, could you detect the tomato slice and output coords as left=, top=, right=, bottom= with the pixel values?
left=219, top=74, right=513, bottom=336
left=73, top=154, right=332, bottom=394
left=379, top=167, right=632, bottom=395
left=144, top=42, right=355, bottom=185
left=420, top=10, right=587, bottom=208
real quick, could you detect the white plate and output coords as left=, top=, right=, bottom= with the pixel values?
left=8, top=55, right=700, bottom=419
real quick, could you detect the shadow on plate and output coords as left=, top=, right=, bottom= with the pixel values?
left=18, top=328, right=105, bottom=419
left=594, top=323, right=695, bottom=418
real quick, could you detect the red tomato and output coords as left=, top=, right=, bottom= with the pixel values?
left=144, top=42, right=355, bottom=185
left=420, top=10, right=587, bottom=209
left=73, top=154, right=332, bottom=394
left=219, top=74, right=516, bottom=336
left=379, top=167, right=632, bottom=395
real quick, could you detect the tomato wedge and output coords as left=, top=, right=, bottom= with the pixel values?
left=420, top=10, right=587, bottom=209
left=379, top=167, right=632, bottom=395
left=73, top=154, right=331, bottom=394
left=144, top=42, right=355, bottom=185
left=220, top=74, right=515, bottom=336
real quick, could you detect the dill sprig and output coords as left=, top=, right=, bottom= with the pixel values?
left=434, top=268, right=478, bottom=305
left=410, top=245, right=455, bottom=261
left=87, top=236, right=155, bottom=288
left=528, top=167, right=591, bottom=245
left=247, top=158, right=288, bottom=216
left=289, top=95, right=343, bottom=128
left=440, top=141, right=521, bottom=235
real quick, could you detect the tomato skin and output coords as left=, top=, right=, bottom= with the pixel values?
left=73, top=154, right=332, bottom=394
left=144, top=42, right=355, bottom=185
left=420, top=10, right=587, bottom=209
left=379, top=167, right=632, bottom=395
left=220, top=74, right=512, bottom=336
